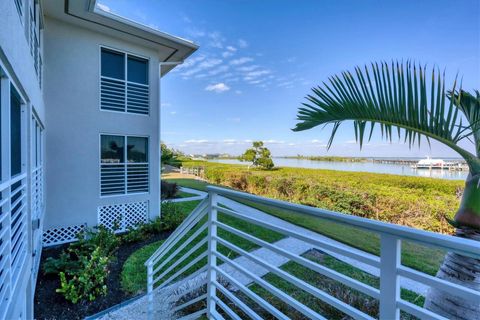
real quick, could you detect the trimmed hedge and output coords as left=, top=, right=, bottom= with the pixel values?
left=183, top=161, right=464, bottom=234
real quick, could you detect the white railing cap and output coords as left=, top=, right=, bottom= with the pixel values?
left=206, top=186, right=480, bottom=258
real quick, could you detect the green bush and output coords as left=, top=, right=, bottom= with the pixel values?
left=56, top=247, right=110, bottom=304
left=45, top=225, right=119, bottom=304
left=183, top=161, right=462, bottom=234
left=161, top=201, right=187, bottom=231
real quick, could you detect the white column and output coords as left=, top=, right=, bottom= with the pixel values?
left=206, top=191, right=218, bottom=317
left=379, top=233, right=401, bottom=319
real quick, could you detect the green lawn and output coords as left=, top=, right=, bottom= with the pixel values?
left=176, top=191, right=198, bottom=198
left=165, top=178, right=445, bottom=276
left=247, top=252, right=424, bottom=319
left=121, top=199, right=284, bottom=294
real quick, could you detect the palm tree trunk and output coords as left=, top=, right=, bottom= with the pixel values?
left=424, top=174, right=480, bottom=319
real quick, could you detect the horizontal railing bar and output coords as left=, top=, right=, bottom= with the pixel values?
left=172, top=293, right=208, bottom=313
left=176, top=308, right=207, bottom=320
left=397, top=266, right=480, bottom=302
left=213, top=296, right=242, bottom=320
left=215, top=236, right=374, bottom=320
left=156, top=251, right=208, bottom=288
left=214, top=221, right=380, bottom=299
left=213, top=251, right=325, bottom=320
left=148, top=210, right=207, bottom=265
left=215, top=205, right=380, bottom=268
left=146, top=198, right=209, bottom=265
left=153, top=237, right=208, bottom=281
left=213, top=266, right=289, bottom=320
left=214, top=280, right=259, bottom=320
left=10, top=173, right=27, bottom=185
left=397, top=299, right=448, bottom=320
left=208, top=186, right=480, bottom=258
left=153, top=224, right=208, bottom=275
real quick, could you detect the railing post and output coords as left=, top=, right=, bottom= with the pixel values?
left=147, top=261, right=154, bottom=320
left=206, top=191, right=218, bottom=317
left=379, top=234, right=401, bottom=320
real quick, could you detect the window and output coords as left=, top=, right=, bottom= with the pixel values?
left=100, top=135, right=149, bottom=196
left=14, top=0, right=23, bottom=18
left=11, top=85, right=22, bottom=177
left=100, top=48, right=149, bottom=115
left=29, top=1, right=41, bottom=85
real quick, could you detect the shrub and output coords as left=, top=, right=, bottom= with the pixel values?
left=45, top=225, right=119, bottom=303
left=161, top=180, right=179, bottom=199
left=56, top=248, right=110, bottom=304
left=161, top=201, right=186, bottom=231
left=182, top=161, right=462, bottom=234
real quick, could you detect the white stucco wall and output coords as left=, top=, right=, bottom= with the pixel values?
left=0, top=1, right=45, bottom=319
left=43, top=17, right=160, bottom=230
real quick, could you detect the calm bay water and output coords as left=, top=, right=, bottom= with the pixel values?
left=209, top=158, right=469, bottom=181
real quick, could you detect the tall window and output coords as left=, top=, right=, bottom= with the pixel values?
left=14, top=0, right=23, bottom=18
left=100, top=135, right=149, bottom=196
left=100, top=48, right=149, bottom=115
left=11, top=85, right=22, bottom=177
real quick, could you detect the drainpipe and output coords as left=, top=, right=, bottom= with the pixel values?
left=158, top=61, right=183, bottom=218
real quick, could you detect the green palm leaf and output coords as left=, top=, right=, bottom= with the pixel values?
left=293, top=61, right=480, bottom=173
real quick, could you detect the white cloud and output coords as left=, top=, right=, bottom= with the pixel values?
left=185, top=139, right=209, bottom=144
left=208, top=32, right=225, bottom=48
left=245, top=70, right=271, bottom=78
left=346, top=140, right=357, bottom=144
left=222, top=51, right=234, bottom=58
left=175, top=55, right=206, bottom=70
left=226, top=46, right=237, bottom=52
left=311, top=139, right=323, bottom=144
left=161, top=102, right=171, bottom=107
left=169, top=111, right=177, bottom=115
left=96, top=3, right=111, bottom=12
left=237, top=65, right=259, bottom=72
left=181, top=58, right=223, bottom=76
left=264, top=139, right=285, bottom=144
left=230, top=57, right=253, bottom=65
left=208, top=65, right=230, bottom=76
left=205, top=83, right=230, bottom=93
left=238, top=39, right=248, bottom=48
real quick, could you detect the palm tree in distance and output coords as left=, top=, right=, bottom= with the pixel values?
left=293, top=61, right=480, bottom=319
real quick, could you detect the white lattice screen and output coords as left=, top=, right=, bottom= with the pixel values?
left=98, top=201, right=149, bottom=232
left=42, top=224, right=85, bottom=247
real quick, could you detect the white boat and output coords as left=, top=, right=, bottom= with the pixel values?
left=412, top=157, right=447, bottom=169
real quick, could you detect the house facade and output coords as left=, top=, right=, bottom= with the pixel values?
left=0, top=1, right=197, bottom=318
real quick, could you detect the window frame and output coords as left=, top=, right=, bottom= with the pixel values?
left=98, top=45, right=150, bottom=116
left=99, top=133, right=150, bottom=198
left=0, top=61, right=29, bottom=319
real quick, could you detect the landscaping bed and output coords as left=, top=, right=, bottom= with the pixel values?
left=34, top=231, right=170, bottom=320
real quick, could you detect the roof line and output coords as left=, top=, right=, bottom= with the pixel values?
left=89, top=0, right=199, bottom=50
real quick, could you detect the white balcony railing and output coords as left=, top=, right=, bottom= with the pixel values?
left=146, top=186, right=480, bottom=320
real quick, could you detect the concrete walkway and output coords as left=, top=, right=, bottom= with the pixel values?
left=98, top=188, right=429, bottom=319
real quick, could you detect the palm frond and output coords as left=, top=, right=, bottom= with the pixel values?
left=449, top=90, right=480, bottom=157
left=293, top=61, right=480, bottom=173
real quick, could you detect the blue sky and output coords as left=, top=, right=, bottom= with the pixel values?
left=98, top=0, right=479, bottom=157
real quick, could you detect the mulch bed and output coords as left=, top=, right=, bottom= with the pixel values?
left=34, top=231, right=171, bottom=320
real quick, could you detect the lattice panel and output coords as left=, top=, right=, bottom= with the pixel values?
left=42, top=224, right=85, bottom=247
left=98, top=203, right=123, bottom=230
left=124, top=201, right=149, bottom=228
left=98, top=201, right=149, bottom=232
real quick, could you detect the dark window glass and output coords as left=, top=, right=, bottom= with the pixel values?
left=11, top=86, right=22, bottom=177
left=127, top=56, right=148, bottom=84
left=101, top=49, right=125, bottom=80
left=101, top=135, right=125, bottom=163
left=127, top=137, right=148, bottom=163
